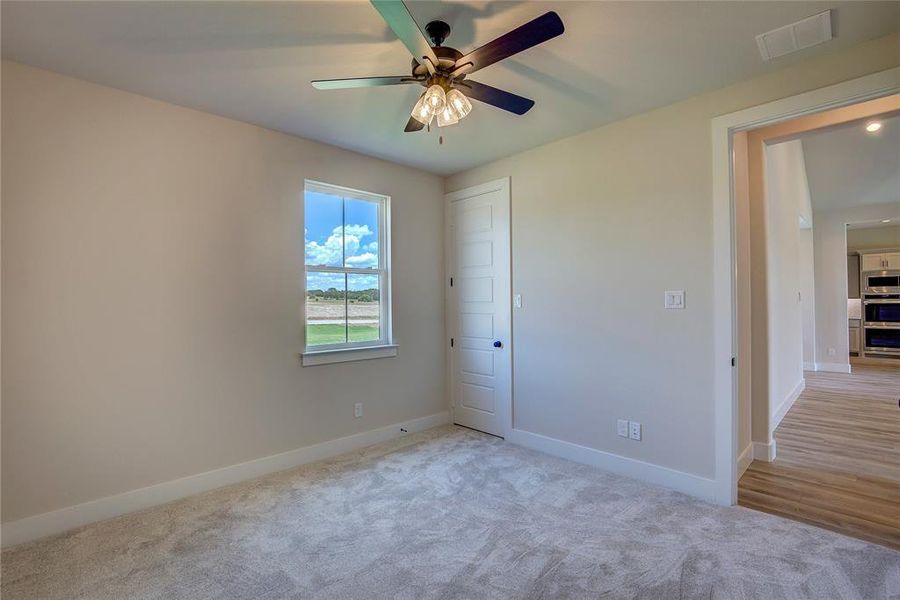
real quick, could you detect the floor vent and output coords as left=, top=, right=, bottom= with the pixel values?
left=756, top=10, right=833, bottom=61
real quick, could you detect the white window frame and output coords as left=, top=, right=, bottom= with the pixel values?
left=301, top=180, right=395, bottom=366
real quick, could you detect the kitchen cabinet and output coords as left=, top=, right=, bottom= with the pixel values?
left=888, top=253, right=900, bottom=269
left=861, top=252, right=900, bottom=271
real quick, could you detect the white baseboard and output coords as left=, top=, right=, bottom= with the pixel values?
left=817, top=362, right=851, bottom=374
left=752, top=439, right=776, bottom=462
left=771, top=378, right=805, bottom=431
left=1, top=411, right=450, bottom=548
left=803, top=361, right=817, bottom=372
left=507, top=428, right=719, bottom=503
left=737, top=444, right=753, bottom=479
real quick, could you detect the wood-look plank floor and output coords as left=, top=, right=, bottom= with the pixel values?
left=738, top=362, right=900, bottom=550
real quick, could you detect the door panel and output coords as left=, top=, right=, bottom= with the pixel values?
left=447, top=180, right=511, bottom=438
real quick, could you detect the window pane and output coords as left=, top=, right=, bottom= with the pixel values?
left=306, top=272, right=346, bottom=346
left=347, top=273, right=380, bottom=343
left=344, top=198, right=379, bottom=269
left=304, top=191, right=343, bottom=267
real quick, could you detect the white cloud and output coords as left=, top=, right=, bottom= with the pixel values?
left=346, top=252, right=377, bottom=267
left=305, top=224, right=377, bottom=268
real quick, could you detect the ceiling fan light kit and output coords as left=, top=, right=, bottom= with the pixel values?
left=311, top=0, right=565, bottom=134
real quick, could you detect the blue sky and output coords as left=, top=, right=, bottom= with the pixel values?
left=305, top=191, right=379, bottom=292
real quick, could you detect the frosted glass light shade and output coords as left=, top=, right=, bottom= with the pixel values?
left=410, top=93, right=434, bottom=125
left=423, top=85, right=446, bottom=112
left=446, top=89, right=472, bottom=119
left=436, top=104, right=459, bottom=127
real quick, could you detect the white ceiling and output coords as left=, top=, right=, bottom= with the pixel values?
left=802, top=113, right=900, bottom=211
left=2, top=1, right=898, bottom=175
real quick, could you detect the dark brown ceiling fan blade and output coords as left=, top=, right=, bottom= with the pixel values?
left=453, top=11, right=564, bottom=75
left=404, top=116, right=426, bottom=132
left=457, top=80, right=535, bottom=115
left=371, top=0, right=439, bottom=68
left=311, top=76, right=421, bottom=90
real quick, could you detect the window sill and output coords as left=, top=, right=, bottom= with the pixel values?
left=301, top=344, right=398, bottom=367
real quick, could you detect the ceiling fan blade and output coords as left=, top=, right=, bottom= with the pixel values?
left=311, top=76, right=421, bottom=90
left=371, top=0, right=439, bottom=68
left=457, top=80, right=535, bottom=115
left=404, top=116, right=426, bottom=132
left=454, top=11, right=564, bottom=75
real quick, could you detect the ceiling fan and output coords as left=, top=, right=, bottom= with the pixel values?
left=311, top=0, right=565, bottom=132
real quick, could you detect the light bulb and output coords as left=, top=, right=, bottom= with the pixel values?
left=436, top=104, right=459, bottom=127
left=865, top=121, right=882, bottom=133
left=410, top=93, right=434, bottom=125
left=423, top=85, right=446, bottom=112
left=446, top=89, right=472, bottom=119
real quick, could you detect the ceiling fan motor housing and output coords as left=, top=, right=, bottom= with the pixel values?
left=411, top=45, right=464, bottom=80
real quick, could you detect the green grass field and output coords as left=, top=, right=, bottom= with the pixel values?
left=306, top=323, right=379, bottom=346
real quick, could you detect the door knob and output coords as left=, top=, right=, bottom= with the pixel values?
left=493, top=340, right=502, bottom=348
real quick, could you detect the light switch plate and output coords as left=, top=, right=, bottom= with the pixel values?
left=628, top=421, right=642, bottom=441
left=617, top=419, right=629, bottom=438
left=664, top=290, right=685, bottom=309
left=513, top=294, right=522, bottom=308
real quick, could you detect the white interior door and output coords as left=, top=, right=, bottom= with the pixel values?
left=446, top=179, right=511, bottom=438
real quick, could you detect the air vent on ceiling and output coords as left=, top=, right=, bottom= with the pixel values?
left=756, top=10, right=833, bottom=61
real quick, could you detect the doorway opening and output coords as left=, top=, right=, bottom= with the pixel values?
left=732, top=94, right=900, bottom=549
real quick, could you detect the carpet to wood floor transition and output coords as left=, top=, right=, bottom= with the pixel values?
left=3, top=425, right=899, bottom=599
left=739, top=362, right=900, bottom=550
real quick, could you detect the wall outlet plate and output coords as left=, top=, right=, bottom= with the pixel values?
left=617, top=419, right=629, bottom=437
left=628, top=421, right=642, bottom=441
left=354, top=403, right=363, bottom=418
left=664, top=290, right=685, bottom=309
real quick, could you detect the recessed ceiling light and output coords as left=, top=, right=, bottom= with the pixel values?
left=881, top=219, right=892, bottom=223
left=865, top=121, right=883, bottom=133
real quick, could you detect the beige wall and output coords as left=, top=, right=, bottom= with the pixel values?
left=1, top=61, right=446, bottom=523
left=847, top=224, right=900, bottom=251
left=799, top=229, right=817, bottom=366
left=764, top=141, right=807, bottom=426
left=447, top=34, right=899, bottom=479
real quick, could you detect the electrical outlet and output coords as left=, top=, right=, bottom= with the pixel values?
left=354, top=402, right=363, bottom=418
left=628, top=421, right=642, bottom=441
left=617, top=419, right=629, bottom=437
left=514, top=294, right=523, bottom=308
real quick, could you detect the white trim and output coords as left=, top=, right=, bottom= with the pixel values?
left=737, top=444, right=754, bottom=479
left=753, top=440, right=777, bottom=462
left=711, top=66, right=900, bottom=507
left=444, top=177, right=513, bottom=439
left=816, top=362, right=852, bottom=374
left=508, top=428, right=719, bottom=503
left=0, top=411, right=450, bottom=548
left=803, top=361, right=818, bottom=371
left=301, top=344, right=398, bottom=366
left=771, top=378, right=805, bottom=431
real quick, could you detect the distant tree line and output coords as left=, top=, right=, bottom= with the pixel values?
left=307, top=288, right=380, bottom=303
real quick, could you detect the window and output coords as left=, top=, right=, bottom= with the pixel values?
left=303, top=181, right=392, bottom=362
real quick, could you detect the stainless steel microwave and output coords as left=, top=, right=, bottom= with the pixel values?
left=864, top=271, right=900, bottom=294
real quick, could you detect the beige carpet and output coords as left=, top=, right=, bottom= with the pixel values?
left=2, top=425, right=898, bottom=599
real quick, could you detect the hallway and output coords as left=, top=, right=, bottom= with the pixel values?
left=738, top=363, right=900, bottom=549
